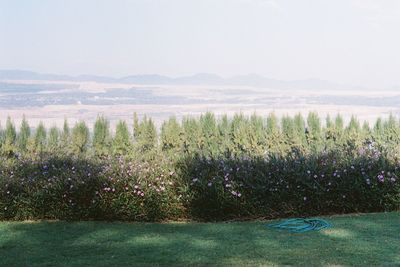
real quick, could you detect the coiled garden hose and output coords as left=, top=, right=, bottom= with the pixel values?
left=267, top=218, right=332, bottom=233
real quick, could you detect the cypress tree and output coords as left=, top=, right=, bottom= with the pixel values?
left=48, top=125, right=60, bottom=153
left=60, top=119, right=70, bottom=153
left=2, top=116, right=17, bottom=156
left=199, top=112, right=219, bottom=156
left=249, top=113, right=267, bottom=156
left=71, top=121, right=90, bottom=155
left=133, top=112, right=140, bottom=140
left=335, top=114, right=344, bottom=131
left=93, top=116, right=111, bottom=156
left=306, top=112, right=322, bottom=152
left=113, top=120, right=131, bottom=155
left=346, top=116, right=361, bottom=133
left=383, top=114, right=400, bottom=145
left=35, top=122, right=47, bottom=155
left=135, top=116, right=157, bottom=153
left=160, top=116, right=182, bottom=153
left=266, top=113, right=281, bottom=155
left=17, top=115, right=30, bottom=153
left=373, top=117, right=384, bottom=144
left=282, top=115, right=299, bottom=154
left=217, top=114, right=232, bottom=157
left=182, top=117, right=201, bottom=155
left=362, top=121, right=371, bottom=136
left=324, top=114, right=339, bottom=152
left=294, top=113, right=307, bottom=152
left=230, top=113, right=249, bottom=156
left=345, top=116, right=363, bottom=154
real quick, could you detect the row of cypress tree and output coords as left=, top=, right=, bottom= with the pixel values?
left=0, top=112, right=399, bottom=159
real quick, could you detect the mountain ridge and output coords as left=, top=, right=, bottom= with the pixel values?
left=0, top=69, right=360, bottom=90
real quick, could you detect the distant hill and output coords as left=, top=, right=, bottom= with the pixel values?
left=0, top=69, right=358, bottom=90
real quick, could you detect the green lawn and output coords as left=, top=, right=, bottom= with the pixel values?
left=0, top=212, right=399, bottom=267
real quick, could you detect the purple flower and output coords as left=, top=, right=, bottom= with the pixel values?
left=377, top=174, right=384, bottom=183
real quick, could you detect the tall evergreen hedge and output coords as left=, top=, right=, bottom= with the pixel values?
left=0, top=112, right=399, bottom=221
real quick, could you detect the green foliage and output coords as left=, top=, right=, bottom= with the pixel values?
left=306, top=112, right=323, bottom=152
left=134, top=115, right=157, bottom=153
left=230, top=113, right=249, bottom=156
left=113, top=120, right=131, bottom=155
left=266, top=113, right=282, bottom=155
left=71, top=121, right=90, bottom=156
left=48, top=126, right=60, bottom=153
left=160, top=116, right=182, bottom=154
left=0, top=113, right=400, bottom=222
left=217, top=114, right=232, bottom=156
left=2, top=117, right=17, bottom=156
left=34, top=122, right=47, bottom=154
left=60, top=119, right=70, bottom=153
left=199, top=112, right=219, bottom=157
left=17, top=115, right=30, bottom=153
left=93, top=116, right=111, bottom=156
left=182, top=117, right=201, bottom=155
left=293, top=113, right=307, bottom=152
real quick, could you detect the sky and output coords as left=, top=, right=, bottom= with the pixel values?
left=1, top=0, right=400, bottom=88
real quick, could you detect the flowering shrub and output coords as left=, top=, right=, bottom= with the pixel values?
left=181, top=152, right=399, bottom=220
left=0, top=113, right=400, bottom=221
left=0, top=156, right=185, bottom=221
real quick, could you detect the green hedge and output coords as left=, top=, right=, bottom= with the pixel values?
left=0, top=112, right=399, bottom=221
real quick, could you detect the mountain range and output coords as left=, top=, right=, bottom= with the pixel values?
left=0, top=70, right=362, bottom=90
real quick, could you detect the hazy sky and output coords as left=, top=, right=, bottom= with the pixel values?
left=1, top=0, right=400, bottom=88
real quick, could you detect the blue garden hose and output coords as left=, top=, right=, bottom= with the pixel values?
left=267, top=218, right=331, bottom=233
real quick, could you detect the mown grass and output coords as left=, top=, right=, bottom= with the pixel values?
left=0, top=212, right=399, bottom=266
